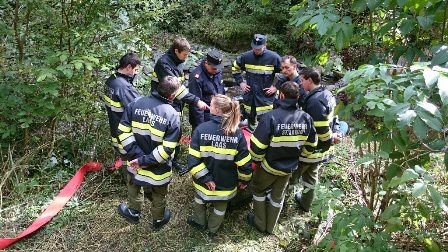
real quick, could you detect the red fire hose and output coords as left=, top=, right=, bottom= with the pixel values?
left=0, top=162, right=102, bottom=250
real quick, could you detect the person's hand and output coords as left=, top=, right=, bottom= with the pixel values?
left=332, top=132, right=343, bottom=144
left=263, top=86, right=277, bottom=96
left=196, top=100, right=210, bottom=110
left=129, top=159, right=140, bottom=171
left=239, top=82, right=250, bottom=93
left=239, top=182, right=248, bottom=190
left=205, top=181, right=216, bottom=191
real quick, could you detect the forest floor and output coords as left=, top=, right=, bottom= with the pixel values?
left=1, top=116, right=447, bottom=251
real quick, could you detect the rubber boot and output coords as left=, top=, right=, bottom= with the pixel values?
left=266, top=198, right=282, bottom=234
left=252, top=194, right=267, bottom=233
left=295, top=188, right=315, bottom=212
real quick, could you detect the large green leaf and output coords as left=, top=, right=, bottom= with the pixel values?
left=403, top=85, right=415, bottom=102
left=416, top=101, right=441, bottom=118
left=437, top=75, right=448, bottom=105
left=416, top=15, right=434, bottom=30
left=380, top=139, right=395, bottom=153
left=352, top=0, right=367, bottom=13
left=412, top=116, right=428, bottom=139
left=366, top=0, right=382, bottom=10
left=378, top=21, right=397, bottom=37
left=392, top=131, right=407, bottom=152
left=411, top=180, right=427, bottom=197
left=399, top=18, right=416, bottom=36
left=423, top=67, right=440, bottom=88
left=388, top=168, right=419, bottom=188
left=310, top=14, right=332, bottom=36
left=335, top=29, right=344, bottom=51
left=427, top=185, right=448, bottom=213
left=416, top=109, right=443, bottom=131
left=431, top=45, right=448, bottom=66
left=397, top=109, right=416, bottom=127
left=380, top=203, right=400, bottom=221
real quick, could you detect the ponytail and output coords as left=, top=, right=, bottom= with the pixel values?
left=212, top=94, right=241, bottom=135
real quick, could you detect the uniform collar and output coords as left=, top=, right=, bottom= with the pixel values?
left=308, top=85, right=325, bottom=96
left=277, top=99, right=298, bottom=109
left=115, top=72, right=134, bottom=83
left=151, top=91, right=173, bottom=104
left=210, top=114, right=222, bottom=123
left=167, top=47, right=184, bottom=66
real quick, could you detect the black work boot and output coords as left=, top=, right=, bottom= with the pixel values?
left=152, top=209, right=171, bottom=231
left=172, top=161, right=189, bottom=176
left=118, top=203, right=140, bottom=224
left=187, top=216, right=206, bottom=231
left=294, top=193, right=310, bottom=213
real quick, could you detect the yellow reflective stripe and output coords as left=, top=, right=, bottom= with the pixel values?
left=245, top=64, right=274, bottom=71
left=232, top=61, right=241, bottom=72
left=189, top=147, right=201, bottom=158
left=190, top=163, right=206, bottom=175
left=249, top=149, right=264, bottom=159
left=137, top=169, right=172, bottom=181
left=118, top=123, right=131, bottom=133
left=238, top=170, right=252, bottom=181
left=317, top=131, right=331, bottom=138
left=118, top=132, right=133, bottom=142
left=305, top=146, right=334, bottom=158
left=235, top=154, right=251, bottom=167
left=193, top=182, right=237, bottom=196
left=255, top=105, right=273, bottom=112
left=200, top=146, right=238, bottom=155
left=305, top=138, right=318, bottom=147
left=152, top=71, right=158, bottom=78
left=175, top=85, right=187, bottom=97
left=132, top=121, right=164, bottom=137
left=250, top=135, right=268, bottom=149
left=104, top=95, right=122, bottom=108
left=177, top=76, right=185, bottom=82
left=302, top=148, right=313, bottom=155
left=157, top=145, right=169, bottom=160
left=314, top=120, right=330, bottom=127
left=272, top=135, right=308, bottom=142
left=111, top=137, right=118, bottom=143
left=262, top=159, right=288, bottom=176
left=163, top=140, right=177, bottom=148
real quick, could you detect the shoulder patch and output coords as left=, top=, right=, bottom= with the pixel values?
left=195, top=73, right=200, bottom=79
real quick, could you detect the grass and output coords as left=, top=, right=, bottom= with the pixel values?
left=1, top=162, right=313, bottom=251
left=1, top=130, right=447, bottom=251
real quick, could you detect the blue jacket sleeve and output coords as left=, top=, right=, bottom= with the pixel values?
left=188, top=75, right=205, bottom=126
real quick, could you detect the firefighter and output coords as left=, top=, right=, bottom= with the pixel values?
left=293, top=67, right=342, bottom=212
left=104, top=52, right=141, bottom=175
left=273, top=55, right=307, bottom=108
left=151, top=36, right=209, bottom=175
left=186, top=94, right=252, bottom=236
left=247, top=81, right=317, bottom=234
left=188, top=49, right=225, bottom=131
left=117, top=76, right=181, bottom=231
left=232, top=34, right=282, bottom=132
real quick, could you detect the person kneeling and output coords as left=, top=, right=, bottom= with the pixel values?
left=187, top=94, right=252, bottom=236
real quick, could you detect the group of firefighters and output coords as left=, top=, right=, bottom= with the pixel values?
left=103, top=34, right=345, bottom=237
